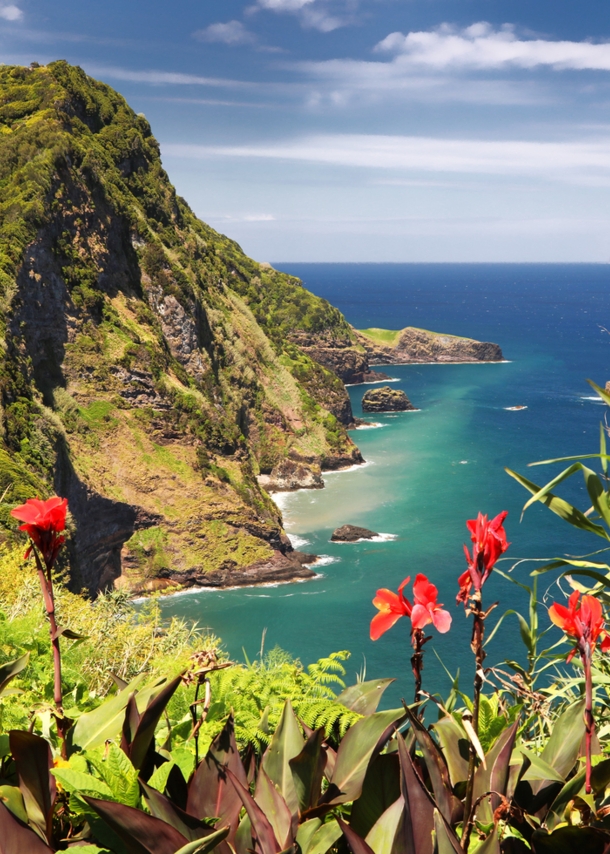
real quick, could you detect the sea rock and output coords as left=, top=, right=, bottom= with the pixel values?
left=258, top=458, right=324, bottom=492
left=361, top=387, right=415, bottom=412
left=331, top=525, right=379, bottom=542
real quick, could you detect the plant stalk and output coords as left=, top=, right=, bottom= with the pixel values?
left=411, top=628, right=425, bottom=710
left=33, top=549, right=67, bottom=757
left=462, top=589, right=486, bottom=852
left=583, top=648, right=594, bottom=795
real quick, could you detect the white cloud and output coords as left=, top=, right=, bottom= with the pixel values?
left=0, top=5, right=23, bottom=21
left=194, top=20, right=256, bottom=46
left=85, top=65, right=253, bottom=88
left=162, top=134, right=610, bottom=183
left=249, top=0, right=354, bottom=32
left=374, top=22, right=610, bottom=71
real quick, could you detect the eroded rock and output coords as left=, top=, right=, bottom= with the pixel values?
left=331, top=525, right=379, bottom=542
left=362, top=387, right=415, bottom=412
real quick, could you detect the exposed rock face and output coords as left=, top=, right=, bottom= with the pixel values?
left=289, top=331, right=390, bottom=392
left=331, top=525, right=379, bottom=542
left=0, top=61, right=366, bottom=594
left=356, top=327, right=503, bottom=364
left=362, top=387, right=415, bottom=412
left=258, top=458, right=324, bottom=492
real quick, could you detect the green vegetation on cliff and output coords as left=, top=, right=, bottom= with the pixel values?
left=0, top=61, right=362, bottom=594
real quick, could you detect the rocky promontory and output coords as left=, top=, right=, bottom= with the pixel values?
left=362, top=387, right=415, bottom=412
left=356, top=327, right=503, bottom=364
left=289, top=330, right=390, bottom=388
left=258, top=458, right=324, bottom=492
left=331, top=525, right=379, bottom=542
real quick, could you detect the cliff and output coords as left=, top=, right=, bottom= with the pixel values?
left=0, top=62, right=363, bottom=595
left=355, top=327, right=503, bottom=364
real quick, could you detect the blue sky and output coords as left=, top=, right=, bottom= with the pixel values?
left=1, top=0, right=609, bottom=261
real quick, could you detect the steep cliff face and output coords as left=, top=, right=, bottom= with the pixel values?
left=355, top=327, right=503, bottom=364
left=0, top=62, right=362, bottom=594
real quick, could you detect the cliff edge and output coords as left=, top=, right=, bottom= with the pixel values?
left=0, top=62, right=363, bottom=595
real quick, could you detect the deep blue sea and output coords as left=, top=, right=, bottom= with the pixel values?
left=159, top=264, right=610, bottom=706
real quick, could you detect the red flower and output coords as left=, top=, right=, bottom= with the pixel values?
left=457, top=511, right=509, bottom=605
left=371, top=574, right=451, bottom=640
left=11, top=496, right=68, bottom=569
left=411, top=574, right=452, bottom=634
left=370, top=577, right=412, bottom=640
left=549, top=591, right=610, bottom=662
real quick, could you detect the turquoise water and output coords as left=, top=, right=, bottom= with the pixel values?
left=157, top=264, right=610, bottom=705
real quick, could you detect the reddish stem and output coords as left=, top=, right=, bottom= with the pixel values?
left=411, top=628, right=425, bottom=710
left=583, top=649, right=594, bottom=795
left=463, top=588, right=486, bottom=852
left=33, top=549, right=67, bottom=757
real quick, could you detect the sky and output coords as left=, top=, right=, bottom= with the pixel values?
left=1, top=0, right=609, bottom=262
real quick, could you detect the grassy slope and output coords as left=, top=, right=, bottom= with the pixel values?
left=0, top=62, right=360, bottom=590
left=358, top=326, right=469, bottom=345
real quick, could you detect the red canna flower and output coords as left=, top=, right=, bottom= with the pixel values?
left=371, top=574, right=451, bottom=640
left=411, top=574, right=452, bottom=634
left=457, top=511, right=509, bottom=605
left=549, top=591, right=610, bottom=663
left=370, top=576, right=412, bottom=640
left=11, top=496, right=68, bottom=570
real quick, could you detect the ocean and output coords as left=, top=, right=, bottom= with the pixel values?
left=156, top=263, right=610, bottom=706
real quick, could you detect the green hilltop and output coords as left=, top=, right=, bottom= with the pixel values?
left=0, top=61, right=362, bottom=594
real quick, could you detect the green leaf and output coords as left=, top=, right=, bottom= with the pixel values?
left=306, top=821, right=342, bottom=854
left=432, top=716, right=469, bottom=786
left=148, top=761, right=175, bottom=794
left=471, top=828, right=500, bottom=854
left=505, top=468, right=610, bottom=539
left=0, top=653, right=29, bottom=697
left=254, top=769, right=292, bottom=850
left=290, top=728, right=327, bottom=815
left=519, top=748, right=565, bottom=784
left=531, top=826, right=610, bottom=854
left=68, top=673, right=158, bottom=754
left=51, top=768, right=114, bottom=799
left=335, top=679, right=395, bottom=716
left=433, top=809, right=462, bottom=854
left=365, top=796, right=404, bottom=854
left=262, top=699, right=305, bottom=817
left=88, top=745, right=140, bottom=807
left=173, top=828, right=231, bottom=854
left=588, top=379, right=610, bottom=407
left=539, top=699, right=586, bottom=780
left=0, top=785, right=28, bottom=824
left=349, top=753, right=401, bottom=840
left=545, top=769, right=587, bottom=832
left=323, top=708, right=406, bottom=807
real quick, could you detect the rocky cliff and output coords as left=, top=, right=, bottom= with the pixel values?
left=355, top=327, right=503, bottom=364
left=0, top=62, right=363, bottom=595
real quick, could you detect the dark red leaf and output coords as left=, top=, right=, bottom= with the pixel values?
left=337, top=818, right=376, bottom=854
left=9, top=730, right=56, bottom=844
left=0, top=801, right=53, bottom=854
left=83, top=795, right=189, bottom=854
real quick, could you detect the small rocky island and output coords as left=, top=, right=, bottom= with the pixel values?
left=362, top=387, right=415, bottom=412
left=331, top=525, right=379, bottom=542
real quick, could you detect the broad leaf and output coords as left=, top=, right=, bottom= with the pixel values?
left=432, top=716, right=469, bottom=786
left=83, top=795, right=190, bottom=854
left=140, top=781, right=213, bottom=842
left=124, top=675, right=183, bottom=776
left=519, top=748, right=565, bottom=784
left=531, top=825, right=610, bottom=854
left=407, top=710, right=460, bottom=825
left=305, top=822, right=342, bottom=854
left=0, top=654, right=29, bottom=698
left=9, top=730, right=55, bottom=843
left=336, top=679, right=395, bottom=716
left=545, top=770, right=587, bottom=832
left=539, top=699, right=586, bottom=780
left=397, top=732, right=435, bottom=854
left=262, top=700, right=305, bottom=817
left=322, top=708, right=406, bottom=807
left=289, top=728, right=326, bottom=814
left=0, top=786, right=27, bottom=826
left=226, top=768, right=281, bottom=854
left=337, top=818, right=375, bottom=854
left=365, top=796, right=405, bottom=854
left=0, top=801, right=53, bottom=853
left=350, top=753, right=401, bottom=840
left=88, top=744, right=140, bottom=807
left=254, top=769, right=293, bottom=850
left=472, top=721, right=518, bottom=823
left=51, top=768, right=114, bottom=800
left=173, top=828, right=231, bottom=854
left=68, top=673, right=158, bottom=754
left=186, top=714, right=247, bottom=844
left=432, top=810, right=462, bottom=854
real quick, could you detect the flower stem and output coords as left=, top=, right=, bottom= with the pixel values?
left=411, top=628, right=425, bottom=710
left=33, top=549, right=67, bottom=757
left=584, top=650, right=594, bottom=795
left=462, top=589, right=486, bottom=852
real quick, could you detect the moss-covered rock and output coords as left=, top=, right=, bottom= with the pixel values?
left=0, top=61, right=363, bottom=593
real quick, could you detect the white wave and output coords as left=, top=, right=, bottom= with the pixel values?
left=581, top=396, right=605, bottom=403
left=504, top=406, right=528, bottom=411
left=354, top=422, right=388, bottom=430
left=324, top=460, right=374, bottom=475
left=306, top=555, right=339, bottom=568
left=345, top=377, right=401, bottom=386
left=288, top=534, right=311, bottom=550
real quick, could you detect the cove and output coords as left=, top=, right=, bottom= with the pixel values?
left=156, top=263, right=610, bottom=707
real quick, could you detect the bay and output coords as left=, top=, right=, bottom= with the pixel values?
left=156, top=263, right=610, bottom=706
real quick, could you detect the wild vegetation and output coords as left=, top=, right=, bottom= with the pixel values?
left=1, top=379, right=610, bottom=852
left=0, top=61, right=361, bottom=595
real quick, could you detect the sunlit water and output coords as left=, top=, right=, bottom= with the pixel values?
left=155, top=264, right=610, bottom=706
